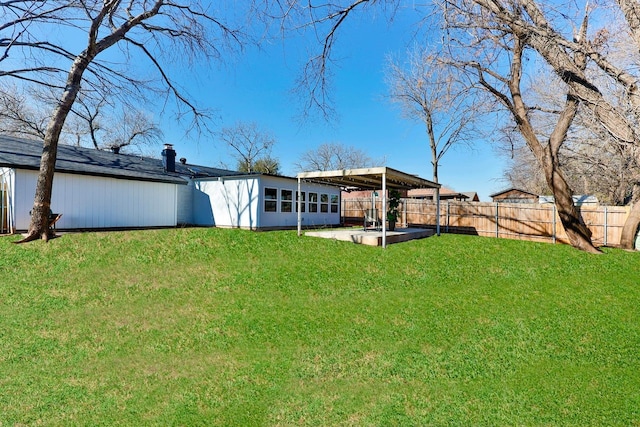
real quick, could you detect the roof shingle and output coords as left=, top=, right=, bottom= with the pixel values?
left=0, top=135, right=243, bottom=184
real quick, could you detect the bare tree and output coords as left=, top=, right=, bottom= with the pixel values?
left=282, top=1, right=640, bottom=250
left=446, top=0, right=640, bottom=248
left=455, top=10, right=599, bottom=252
left=501, top=96, right=640, bottom=206
left=499, top=135, right=549, bottom=195
left=71, top=95, right=163, bottom=153
left=284, top=1, right=599, bottom=251
left=1, top=0, right=255, bottom=242
left=278, top=1, right=402, bottom=121
left=0, top=85, right=48, bottom=139
left=294, top=142, right=379, bottom=172
left=1, top=86, right=163, bottom=153
left=218, top=121, right=278, bottom=174
left=386, top=46, right=481, bottom=183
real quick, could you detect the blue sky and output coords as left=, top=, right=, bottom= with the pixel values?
left=160, top=6, right=508, bottom=201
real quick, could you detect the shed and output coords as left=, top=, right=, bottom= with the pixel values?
left=490, top=188, right=539, bottom=203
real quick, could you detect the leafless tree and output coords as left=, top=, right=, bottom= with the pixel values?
left=495, top=66, right=640, bottom=206
left=287, top=0, right=599, bottom=251
left=443, top=0, right=640, bottom=248
left=71, top=95, right=163, bottom=153
left=1, top=0, right=256, bottom=241
left=453, top=10, right=599, bottom=252
left=218, top=121, right=278, bottom=174
left=501, top=99, right=640, bottom=206
left=0, top=85, right=48, bottom=139
left=499, top=136, right=549, bottom=195
left=294, top=142, right=379, bottom=172
left=386, top=46, right=481, bottom=183
left=1, top=86, right=162, bottom=153
left=283, top=0, right=640, bottom=250
left=278, top=1, right=402, bottom=121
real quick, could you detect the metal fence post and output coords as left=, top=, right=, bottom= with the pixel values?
left=552, top=204, right=557, bottom=244
left=402, top=199, right=407, bottom=227
left=604, top=205, right=608, bottom=247
left=495, top=202, right=499, bottom=238
left=446, top=200, right=450, bottom=233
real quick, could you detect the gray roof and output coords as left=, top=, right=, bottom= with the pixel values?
left=489, top=188, right=539, bottom=198
left=0, top=135, right=243, bottom=184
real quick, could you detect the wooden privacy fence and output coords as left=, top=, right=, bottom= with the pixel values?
left=342, top=198, right=630, bottom=247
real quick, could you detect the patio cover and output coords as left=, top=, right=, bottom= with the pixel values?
left=296, top=167, right=441, bottom=248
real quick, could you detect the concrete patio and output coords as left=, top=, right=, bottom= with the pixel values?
left=305, top=227, right=436, bottom=247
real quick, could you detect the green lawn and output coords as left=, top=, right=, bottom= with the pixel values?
left=1, top=229, right=639, bottom=426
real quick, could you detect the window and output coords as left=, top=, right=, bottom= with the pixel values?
left=320, top=194, right=329, bottom=213
left=330, top=194, right=339, bottom=213
left=309, top=192, right=318, bottom=213
left=296, top=191, right=306, bottom=213
left=281, top=189, right=293, bottom=213
left=264, top=187, right=277, bottom=212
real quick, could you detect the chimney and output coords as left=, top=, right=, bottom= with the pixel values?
left=110, top=146, right=120, bottom=154
left=162, top=143, right=176, bottom=172
left=179, top=157, right=187, bottom=164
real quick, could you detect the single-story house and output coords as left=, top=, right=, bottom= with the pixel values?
left=0, top=135, right=340, bottom=233
left=490, top=188, right=539, bottom=203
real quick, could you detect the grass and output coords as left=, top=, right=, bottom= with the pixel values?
left=1, top=228, right=639, bottom=426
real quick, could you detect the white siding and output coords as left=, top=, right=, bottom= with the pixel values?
left=260, top=176, right=341, bottom=228
left=193, top=177, right=260, bottom=228
left=13, top=170, right=178, bottom=230
left=176, top=180, right=194, bottom=225
left=1, top=168, right=15, bottom=233
left=190, top=175, right=340, bottom=229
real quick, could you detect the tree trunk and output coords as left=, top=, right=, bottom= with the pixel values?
left=542, top=151, right=601, bottom=253
left=17, top=58, right=88, bottom=242
left=620, top=184, right=640, bottom=249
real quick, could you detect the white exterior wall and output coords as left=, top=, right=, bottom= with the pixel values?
left=193, top=177, right=260, bottom=228
left=260, top=176, right=341, bottom=228
left=176, top=180, right=194, bottom=225
left=12, top=169, right=178, bottom=230
left=1, top=168, right=15, bottom=233
left=191, top=175, right=340, bottom=229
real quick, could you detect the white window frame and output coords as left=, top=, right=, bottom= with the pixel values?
left=320, top=193, right=329, bottom=213
left=330, top=194, right=339, bottom=213
left=296, top=191, right=306, bottom=213
left=264, top=187, right=278, bottom=212
left=281, top=189, right=293, bottom=213
left=309, top=192, right=318, bottom=213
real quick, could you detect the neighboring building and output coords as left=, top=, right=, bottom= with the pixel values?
left=341, top=187, right=476, bottom=202
left=341, top=189, right=408, bottom=199
left=490, top=188, right=539, bottom=204
left=0, top=136, right=340, bottom=233
left=462, top=192, right=480, bottom=202
left=539, top=195, right=599, bottom=206
left=407, top=187, right=470, bottom=201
